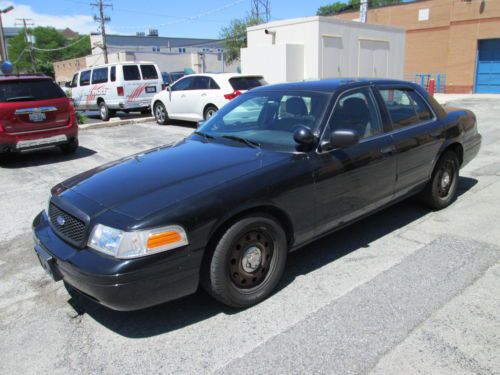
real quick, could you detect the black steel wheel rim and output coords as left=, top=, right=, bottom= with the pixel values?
left=436, top=159, right=456, bottom=198
left=228, top=228, right=275, bottom=289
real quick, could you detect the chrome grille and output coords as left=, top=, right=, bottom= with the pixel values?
left=48, top=203, right=86, bottom=247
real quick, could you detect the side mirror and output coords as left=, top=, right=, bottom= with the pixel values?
left=293, top=126, right=315, bottom=148
left=65, top=82, right=72, bottom=88
left=323, top=129, right=359, bottom=150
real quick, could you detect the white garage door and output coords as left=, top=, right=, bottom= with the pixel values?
left=322, top=36, right=344, bottom=78
left=358, top=39, right=389, bottom=78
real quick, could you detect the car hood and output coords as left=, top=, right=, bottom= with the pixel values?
left=59, top=137, right=288, bottom=220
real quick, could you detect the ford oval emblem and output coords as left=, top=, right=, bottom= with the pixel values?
left=56, top=215, right=66, bottom=226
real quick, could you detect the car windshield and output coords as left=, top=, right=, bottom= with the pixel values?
left=198, top=91, right=329, bottom=152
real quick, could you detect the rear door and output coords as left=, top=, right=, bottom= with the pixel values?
left=375, top=85, right=442, bottom=196
left=0, top=79, right=71, bottom=134
left=190, top=76, right=221, bottom=120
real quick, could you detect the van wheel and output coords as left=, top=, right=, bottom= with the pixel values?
left=98, top=101, right=111, bottom=121
left=154, top=102, right=168, bottom=125
left=419, top=150, right=459, bottom=210
left=201, top=214, right=287, bottom=308
left=204, top=105, right=218, bottom=120
left=60, top=138, right=79, bottom=154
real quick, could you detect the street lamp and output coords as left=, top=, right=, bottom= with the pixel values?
left=0, top=5, right=14, bottom=61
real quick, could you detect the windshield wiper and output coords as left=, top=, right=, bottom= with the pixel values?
left=222, top=135, right=261, bottom=149
left=7, top=96, right=36, bottom=102
left=194, top=131, right=215, bottom=140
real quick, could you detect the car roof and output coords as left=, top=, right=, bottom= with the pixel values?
left=251, top=78, right=417, bottom=94
left=0, top=74, right=52, bottom=82
left=187, top=73, right=264, bottom=79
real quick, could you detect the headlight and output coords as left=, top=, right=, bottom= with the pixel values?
left=87, top=224, right=188, bottom=259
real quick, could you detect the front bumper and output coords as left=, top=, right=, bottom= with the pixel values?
left=32, top=211, right=203, bottom=311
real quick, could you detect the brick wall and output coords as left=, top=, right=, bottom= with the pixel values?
left=53, top=57, right=87, bottom=84
left=333, top=0, right=500, bottom=93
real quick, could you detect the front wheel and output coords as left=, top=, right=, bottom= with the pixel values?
left=419, top=150, right=459, bottom=210
left=202, top=215, right=287, bottom=308
left=154, top=102, right=168, bottom=125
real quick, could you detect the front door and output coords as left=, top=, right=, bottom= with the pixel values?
left=313, top=86, right=397, bottom=236
left=168, top=76, right=196, bottom=119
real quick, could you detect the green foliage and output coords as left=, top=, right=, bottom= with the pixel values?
left=219, top=15, right=263, bottom=65
left=317, top=0, right=402, bottom=16
left=75, top=111, right=88, bottom=125
left=8, top=27, right=91, bottom=76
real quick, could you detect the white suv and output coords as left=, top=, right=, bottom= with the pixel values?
left=151, top=73, right=266, bottom=124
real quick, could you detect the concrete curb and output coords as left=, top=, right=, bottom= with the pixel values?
left=79, top=116, right=154, bottom=131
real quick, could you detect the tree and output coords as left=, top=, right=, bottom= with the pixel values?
left=219, top=15, right=263, bottom=65
left=317, top=0, right=402, bottom=16
left=8, top=26, right=91, bottom=76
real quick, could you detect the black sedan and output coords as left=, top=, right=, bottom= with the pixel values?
left=32, top=79, right=481, bottom=310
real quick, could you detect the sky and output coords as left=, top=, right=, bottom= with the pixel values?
left=0, top=0, right=341, bottom=38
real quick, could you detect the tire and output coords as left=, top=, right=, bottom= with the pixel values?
left=203, top=105, right=218, bottom=120
left=60, top=138, right=79, bottom=154
left=154, top=101, right=168, bottom=125
left=201, top=214, right=287, bottom=308
left=98, top=101, right=111, bottom=122
left=419, top=150, right=459, bottom=210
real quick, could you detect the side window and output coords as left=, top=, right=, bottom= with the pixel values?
left=209, top=78, right=220, bottom=90
left=110, top=66, right=116, bottom=82
left=192, top=76, right=210, bottom=90
left=79, top=70, right=91, bottom=86
left=91, top=67, right=108, bottom=84
left=171, top=76, right=194, bottom=91
left=71, top=73, right=79, bottom=88
left=123, top=65, right=141, bottom=81
left=140, top=64, right=158, bottom=80
left=378, top=88, right=432, bottom=128
left=329, top=88, right=383, bottom=139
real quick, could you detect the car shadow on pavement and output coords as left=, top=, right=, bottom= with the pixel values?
left=0, top=146, right=96, bottom=169
left=74, top=176, right=478, bottom=338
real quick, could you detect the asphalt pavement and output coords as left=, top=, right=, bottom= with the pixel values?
left=0, top=98, right=499, bottom=374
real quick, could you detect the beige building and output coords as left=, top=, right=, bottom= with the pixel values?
left=53, top=57, right=87, bottom=84
left=333, top=0, right=500, bottom=93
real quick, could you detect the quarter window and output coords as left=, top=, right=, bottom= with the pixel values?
left=79, top=70, right=91, bottom=86
left=140, top=64, right=158, bottom=80
left=329, top=88, right=383, bottom=139
left=110, top=66, right=116, bottom=82
left=378, top=88, right=433, bottom=128
left=91, top=67, right=108, bottom=84
left=123, top=65, right=141, bottom=81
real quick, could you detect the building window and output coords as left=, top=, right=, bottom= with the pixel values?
left=418, top=8, right=429, bottom=21
left=178, top=47, right=186, bottom=53
left=152, top=46, right=161, bottom=52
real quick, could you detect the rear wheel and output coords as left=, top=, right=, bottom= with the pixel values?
left=204, top=105, right=218, bottom=120
left=202, top=215, right=287, bottom=308
left=60, top=138, right=79, bottom=154
left=98, top=101, right=111, bottom=122
left=419, top=150, right=459, bottom=210
left=154, top=101, right=168, bottom=125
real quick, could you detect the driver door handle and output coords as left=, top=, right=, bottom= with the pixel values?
left=380, top=145, right=397, bottom=155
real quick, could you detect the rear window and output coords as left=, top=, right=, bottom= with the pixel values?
left=229, top=76, right=267, bottom=91
left=140, top=64, right=158, bottom=80
left=92, top=67, right=108, bottom=84
left=123, top=65, right=140, bottom=81
left=0, top=80, right=66, bottom=102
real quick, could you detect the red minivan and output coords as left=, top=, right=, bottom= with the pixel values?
left=0, top=75, right=78, bottom=156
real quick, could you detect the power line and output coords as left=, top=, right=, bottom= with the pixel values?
left=32, top=35, right=89, bottom=52
left=91, top=0, right=111, bottom=64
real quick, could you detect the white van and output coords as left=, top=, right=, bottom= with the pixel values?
left=69, top=62, right=162, bottom=121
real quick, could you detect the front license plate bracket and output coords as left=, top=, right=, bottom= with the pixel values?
left=35, top=245, right=62, bottom=281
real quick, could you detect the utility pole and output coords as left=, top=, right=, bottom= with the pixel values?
left=91, top=0, right=111, bottom=64
left=16, top=18, right=37, bottom=71
left=0, top=5, right=14, bottom=62
left=360, top=0, right=368, bottom=23
left=251, top=0, right=271, bottom=22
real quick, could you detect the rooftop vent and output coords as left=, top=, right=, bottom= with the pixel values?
left=148, top=29, right=159, bottom=37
